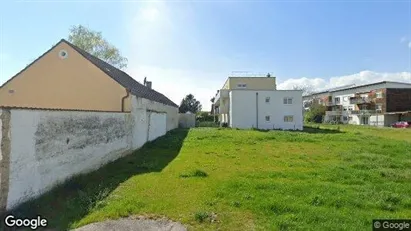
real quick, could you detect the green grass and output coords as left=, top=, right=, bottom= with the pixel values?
left=9, top=126, right=411, bottom=231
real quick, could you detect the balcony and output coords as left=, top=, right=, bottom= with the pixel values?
left=326, top=111, right=350, bottom=116
left=351, top=110, right=377, bottom=115
left=214, top=89, right=229, bottom=105
left=350, top=97, right=372, bottom=104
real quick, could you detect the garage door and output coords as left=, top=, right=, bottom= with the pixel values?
left=147, top=112, right=167, bottom=141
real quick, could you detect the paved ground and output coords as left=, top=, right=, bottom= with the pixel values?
left=72, top=217, right=187, bottom=231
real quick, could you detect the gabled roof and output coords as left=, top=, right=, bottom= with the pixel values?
left=0, top=39, right=178, bottom=108
left=62, top=39, right=178, bottom=107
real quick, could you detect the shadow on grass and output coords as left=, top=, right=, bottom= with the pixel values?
left=302, top=125, right=344, bottom=134
left=250, top=126, right=344, bottom=134
left=5, top=129, right=189, bottom=231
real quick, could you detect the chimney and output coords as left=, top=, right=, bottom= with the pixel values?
left=146, top=81, right=152, bottom=89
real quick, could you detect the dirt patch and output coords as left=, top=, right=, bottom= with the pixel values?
left=72, top=217, right=187, bottom=231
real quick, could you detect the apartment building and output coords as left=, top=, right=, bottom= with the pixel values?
left=303, top=81, right=411, bottom=126
left=213, top=72, right=303, bottom=130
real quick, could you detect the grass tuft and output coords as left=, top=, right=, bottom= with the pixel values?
left=179, top=169, right=208, bottom=178
left=194, top=211, right=210, bottom=223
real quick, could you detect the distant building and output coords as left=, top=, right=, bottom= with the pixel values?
left=213, top=72, right=303, bottom=130
left=303, top=81, right=411, bottom=126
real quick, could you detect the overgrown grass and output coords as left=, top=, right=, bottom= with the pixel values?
left=9, top=126, right=411, bottom=230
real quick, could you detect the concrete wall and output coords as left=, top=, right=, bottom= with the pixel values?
left=148, top=112, right=167, bottom=141
left=0, top=109, right=132, bottom=210
left=0, top=96, right=178, bottom=211
left=229, top=90, right=303, bottom=130
left=130, top=95, right=178, bottom=149
left=178, top=113, right=196, bottom=128
left=0, top=41, right=131, bottom=112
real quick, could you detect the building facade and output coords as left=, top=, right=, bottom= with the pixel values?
left=303, top=81, right=411, bottom=126
left=213, top=73, right=303, bottom=130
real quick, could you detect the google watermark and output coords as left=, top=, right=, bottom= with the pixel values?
left=3, top=215, right=48, bottom=230
left=373, top=219, right=411, bottom=231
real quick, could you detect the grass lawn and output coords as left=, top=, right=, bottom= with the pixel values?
left=10, top=125, right=411, bottom=230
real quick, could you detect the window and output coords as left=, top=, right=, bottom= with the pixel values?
left=265, top=97, right=270, bottom=103
left=376, top=91, right=383, bottom=98
left=265, top=116, right=270, bottom=121
left=237, top=83, right=247, bottom=88
left=58, top=49, right=68, bottom=59
left=376, top=104, right=382, bottom=112
left=343, top=116, right=348, bottom=121
left=334, top=97, right=340, bottom=104
left=283, top=97, right=293, bottom=104
left=284, top=115, right=294, bottom=122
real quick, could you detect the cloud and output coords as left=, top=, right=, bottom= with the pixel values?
left=277, top=71, right=411, bottom=93
left=408, top=41, right=411, bottom=49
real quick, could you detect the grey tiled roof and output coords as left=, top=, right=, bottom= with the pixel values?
left=63, top=39, right=178, bottom=108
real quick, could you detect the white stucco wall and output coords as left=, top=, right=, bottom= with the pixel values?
left=1, top=95, right=177, bottom=211
left=6, top=109, right=133, bottom=210
left=130, top=95, right=178, bottom=149
left=148, top=112, right=167, bottom=141
left=178, top=113, right=196, bottom=128
left=229, top=90, right=303, bottom=130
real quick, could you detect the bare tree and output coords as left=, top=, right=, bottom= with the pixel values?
left=292, top=84, right=315, bottom=96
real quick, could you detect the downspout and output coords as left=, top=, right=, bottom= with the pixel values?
left=256, top=92, right=259, bottom=129
left=121, top=88, right=130, bottom=112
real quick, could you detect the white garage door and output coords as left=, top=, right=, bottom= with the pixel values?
left=148, top=112, right=167, bottom=141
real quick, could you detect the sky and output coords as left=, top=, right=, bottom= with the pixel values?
left=1, top=0, right=410, bottom=111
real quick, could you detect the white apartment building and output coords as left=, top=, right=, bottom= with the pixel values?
left=303, top=81, right=411, bottom=126
left=213, top=73, right=303, bottom=130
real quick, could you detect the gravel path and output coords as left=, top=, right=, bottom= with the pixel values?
left=72, top=217, right=187, bottom=231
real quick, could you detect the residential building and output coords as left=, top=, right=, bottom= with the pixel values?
left=303, top=81, right=411, bottom=126
left=0, top=39, right=179, bottom=130
left=213, top=72, right=303, bottom=130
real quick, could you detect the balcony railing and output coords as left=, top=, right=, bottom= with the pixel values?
left=214, top=89, right=229, bottom=106
left=350, top=97, right=372, bottom=104
left=351, top=110, right=378, bottom=115
left=325, top=111, right=350, bottom=116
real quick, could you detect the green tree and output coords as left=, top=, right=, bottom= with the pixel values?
left=68, top=25, right=128, bottom=69
left=179, top=94, right=202, bottom=113
left=304, top=100, right=326, bottom=123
